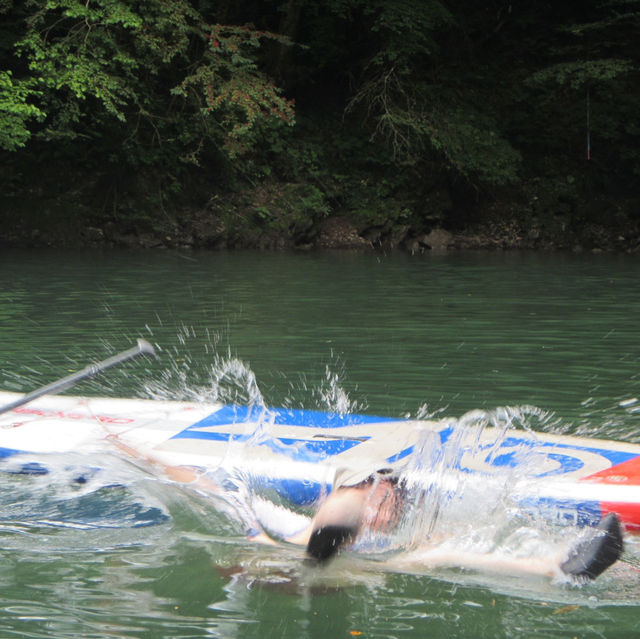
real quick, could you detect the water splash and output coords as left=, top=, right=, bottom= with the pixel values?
left=138, top=334, right=569, bottom=557
left=0, top=454, right=169, bottom=546
left=573, top=393, right=640, bottom=444
left=57, top=330, right=634, bottom=575
left=142, top=336, right=293, bottom=537
left=378, top=406, right=574, bottom=560
left=144, top=343, right=265, bottom=409
left=312, top=362, right=367, bottom=416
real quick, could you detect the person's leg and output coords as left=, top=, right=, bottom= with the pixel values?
left=392, top=546, right=560, bottom=577
left=392, top=513, right=624, bottom=581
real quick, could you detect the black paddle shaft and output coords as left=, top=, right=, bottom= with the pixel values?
left=0, top=339, right=156, bottom=416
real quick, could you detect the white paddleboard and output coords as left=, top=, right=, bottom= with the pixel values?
left=1, top=391, right=639, bottom=532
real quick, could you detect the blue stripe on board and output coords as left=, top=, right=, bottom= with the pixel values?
left=386, top=425, right=455, bottom=464
left=251, top=477, right=329, bottom=506
left=486, top=437, right=638, bottom=477
left=0, top=447, right=49, bottom=475
left=0, top=446, right=22, bottom=459
left=517, top=496, right=603, bottom=527
left=173, top=429, right=366, bottom=461
left=171, top=405, right=398, bottom=463
left=270, top=479, right=605, bottom=524
left=180, top=405, right=400, bottom=432
left=386, top=429, right=639, bottom=478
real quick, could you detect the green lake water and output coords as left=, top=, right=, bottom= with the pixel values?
left=1, top=248, right=640, bottom=638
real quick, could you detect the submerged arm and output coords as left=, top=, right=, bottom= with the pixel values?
left=252, top=486, right=364, bottom=551
left=107, top=433, right=308, bottom=544
left=106, top=433, right=222, bottom=494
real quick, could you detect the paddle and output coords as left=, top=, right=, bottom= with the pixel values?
left=0, top=339, right=156, bottom=416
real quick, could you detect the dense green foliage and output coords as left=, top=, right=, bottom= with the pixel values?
left=1, top=0, right=639, bottom=248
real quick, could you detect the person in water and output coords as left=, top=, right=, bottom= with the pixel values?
left=109, top=435, right=624, bottom=582
left=255, top=467, right=624, bottom=582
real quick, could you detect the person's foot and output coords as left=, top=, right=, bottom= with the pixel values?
left=560, top=513, right=624, bottom=580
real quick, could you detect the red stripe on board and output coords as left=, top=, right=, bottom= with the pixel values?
left=583, top=456, right=640, bottom=531
left=601, top=502, right=640, bottom=533
left=583, top=455, right=640, bottom=486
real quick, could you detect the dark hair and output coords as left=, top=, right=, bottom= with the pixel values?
left=351, top=467, right=401, bottom=489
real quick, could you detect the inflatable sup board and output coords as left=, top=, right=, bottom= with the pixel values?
left=1, top=390, right=639, bottom=533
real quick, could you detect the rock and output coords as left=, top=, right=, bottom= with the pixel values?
left=315, top=217, right=370, bottom=249
left=190, top=211, right=226, bottom=248
left=386, top=225, right=410, bottom=249
left=404, top=238, right=423, bottom=254
left=422, top=228, right=453, bottom=251
left=359, top=225, right=381, bottom=243
left=138, top=233, right=166, bottom=249
left=82, top=226, right=104, bottom=242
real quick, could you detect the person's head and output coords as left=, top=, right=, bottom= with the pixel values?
left=339, top=468, right=404, bottom=533
left=306, top=467, right=405, bottom=563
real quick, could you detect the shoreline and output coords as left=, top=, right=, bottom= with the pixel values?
left=2, top=212, right=639, bottom=254
left=2, top=186, right=639, bottom=254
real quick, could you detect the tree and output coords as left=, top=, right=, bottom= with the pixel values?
left=3, top=0, right=294, bottom=198
left=0, top=70, right=43, bottom=151
left=1, top=0, right=639, bottom=245
left=524, top=2, right=640, bottom=188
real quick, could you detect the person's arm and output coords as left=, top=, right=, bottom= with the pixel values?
left=107, top=432, right=304, bottom=544
left=106, top=433, right=221, bottom=494
left=251, top=487, right=365, bottom=551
